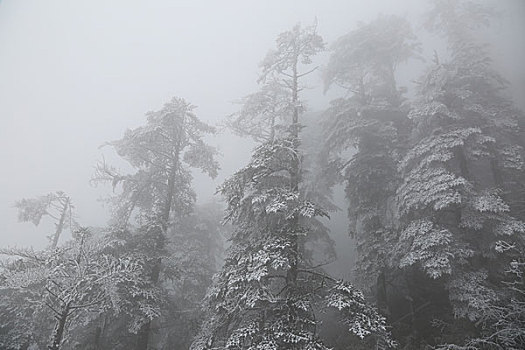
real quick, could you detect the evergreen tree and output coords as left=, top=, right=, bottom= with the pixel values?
left=322, top=15, right=421, bottom=342
left=92, top=96, right=219, bottom=349
left=393, top=1, right=525, bottom=347
left=193, top=23, right=393, bottom=350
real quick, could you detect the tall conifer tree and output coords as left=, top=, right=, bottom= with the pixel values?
left=193, top=23, right=393, bottom=350
left=93, top=97, right=219, bottom=349
left=394, top=1, right=525, bottom=347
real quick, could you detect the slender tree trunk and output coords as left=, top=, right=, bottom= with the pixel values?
left=51, top=197, right=69, bottom=249
left=490, top=157, right=503, bottom=187
left=454, top=147, right=470, bottom=179
left=162, top=158, right=178, bottom=229
left=376, top=269, right=389, bottom=316
left=270, top=115, right=275, bottom=142
left=286, top=56, right=300, bottom=301
left=94, top=315, right=106, bottom=350
left=137, top=323, right=151, bottom=350
left=93, top=327, right=102, bottom=350
left=291, top=61, right=299, bottom=140
left=48, top=301, right=71, bottom=350
left=137, top=150, right=179, bottom=350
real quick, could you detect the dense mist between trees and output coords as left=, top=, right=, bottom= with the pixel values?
left=1, top=1, right=524, bottom=349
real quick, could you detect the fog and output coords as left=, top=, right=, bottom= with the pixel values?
left=2, top=1, right=525, bottom=349
left=0, top=0, right=523, bottom=255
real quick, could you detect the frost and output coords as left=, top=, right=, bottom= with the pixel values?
left=226, top=322, right=258, bottom=348
left=500, top=145, right=524, bottom=169
left=398, top=219, right=455, bottom=278
left=494, top=217, right=525, bottom=236
left=0, top=232, right=159, bottom=346
left=447, top=271, right=499, bottom=321
left=494, top=240, right=515, bottom=253
left=397, top=167, right=466, bottom=215
left=408, top=101, right=459, bottom=121
left=472, top=190, right=509, bottom=213
left=326, top=281, right=394, bottom=346
left=400, top=127, right=481, bottom=170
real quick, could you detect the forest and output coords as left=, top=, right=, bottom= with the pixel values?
left=0, top=0, right=524, bottom=349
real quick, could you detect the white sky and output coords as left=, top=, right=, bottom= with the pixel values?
left=0, top=0, right=523, bottom=249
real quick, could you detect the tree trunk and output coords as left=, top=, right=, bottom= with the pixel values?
left=51, top=197, right=69, bottom=249
left=93, top=315, right=106, bottom=350
left=48, top=301, right=71, bottom=350
left=286, top=57, right=300, bottom=293
left=376, top=269, right=389, bottom=316
left=136, top=322, right=151, bottom=350
left=270, top=115, right=275, bottom=142
left=454, top=147, right=470, bottom=179
left=490, top=157, right=503, bottom=187
left=137, top=151, right=179, bottom=350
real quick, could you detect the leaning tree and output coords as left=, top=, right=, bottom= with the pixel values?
left=15, top=191, right=76, bottom=249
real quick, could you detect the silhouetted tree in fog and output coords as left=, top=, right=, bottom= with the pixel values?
left=92, top=97, right=219, bottom=349
left=322, top=14, right=421, bottom=344
left=15, top=191, right=76, bottom=249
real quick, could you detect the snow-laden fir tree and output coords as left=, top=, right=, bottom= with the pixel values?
left=192, top=23, right=393, bottom=350
left=92, top=97, right=220, bottom=349
left=322, top=15, right=421, bottom=332
left=393, top=0, right=525, bottom=347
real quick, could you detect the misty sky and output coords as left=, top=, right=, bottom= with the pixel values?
left=1, top=0, right=523, bottom=250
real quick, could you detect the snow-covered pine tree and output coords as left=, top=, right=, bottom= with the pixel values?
left=394, top=0, right=525, bottom=347
left=192, top=23, right=393, bottom=350
left=322, top=15, right=421, bottom=328
left=92, top=97, right=219, bottom=349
